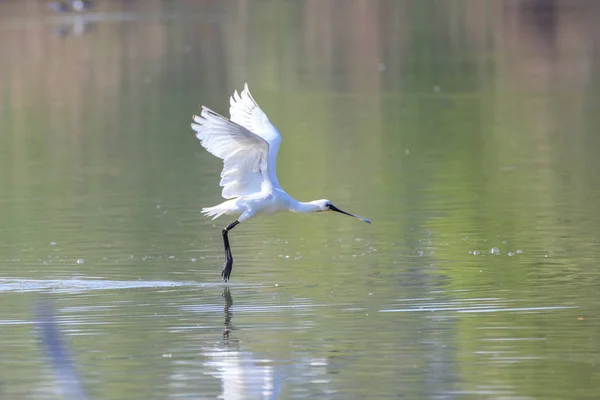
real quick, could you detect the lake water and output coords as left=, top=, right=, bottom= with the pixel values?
left=1, top=1, right=600, bottom=399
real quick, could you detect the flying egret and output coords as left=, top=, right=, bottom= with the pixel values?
left=191, top=84, right=370, bottom=281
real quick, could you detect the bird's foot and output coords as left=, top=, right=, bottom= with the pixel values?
left=221, top=257, right=233, bottom=282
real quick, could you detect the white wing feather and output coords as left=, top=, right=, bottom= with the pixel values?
left=191, top=107, right=269, bottom=199
left=229, top=83, right=282, bottom=187
left=230, top=83, right=281, bottom=146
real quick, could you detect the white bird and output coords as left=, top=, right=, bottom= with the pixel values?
left=191, top=84, right=370, bottom=281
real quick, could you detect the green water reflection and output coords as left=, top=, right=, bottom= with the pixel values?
left=1, top=0, right=600, bottom=399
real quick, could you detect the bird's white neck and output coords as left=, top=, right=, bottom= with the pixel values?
left=289, top=200, right=321, bottom=213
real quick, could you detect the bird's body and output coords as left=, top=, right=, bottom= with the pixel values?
left=191, top=84, right=370, bottom=281
left=202, top=188, right=288, bottom=220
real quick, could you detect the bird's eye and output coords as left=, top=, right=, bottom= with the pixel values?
left=326, top=203, right=332, bottom=209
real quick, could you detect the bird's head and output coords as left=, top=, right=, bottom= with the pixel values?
left=308, top=199, right=371, bottom=224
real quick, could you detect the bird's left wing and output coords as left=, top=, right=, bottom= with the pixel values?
left=192, top=107, right=270, bottom=199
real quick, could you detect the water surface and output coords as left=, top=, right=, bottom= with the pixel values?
left=1, top=1, right=600, bottom=399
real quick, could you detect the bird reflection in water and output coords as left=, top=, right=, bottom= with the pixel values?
left=201, top=287, right=285, bottom=399
left=35, top=293, right=286, bottom=399
left=223, top=287, right=234, bottom=338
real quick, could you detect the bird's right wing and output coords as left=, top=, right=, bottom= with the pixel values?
left=229, top=83, right=281, bottom=149
left=192, top=107, right=270, bottom=199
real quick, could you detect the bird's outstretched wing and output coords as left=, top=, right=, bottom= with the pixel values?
left=229, top=84, right=282, bottom=188
left=230, top=83, right=282, bottom=146
left=192, top=107, right=269, bottom=199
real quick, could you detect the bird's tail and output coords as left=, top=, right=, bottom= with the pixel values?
left=201, top=200, right=236, bottom=220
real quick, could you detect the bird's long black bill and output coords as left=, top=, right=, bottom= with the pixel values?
left=330, top=205, right=371, bottom=224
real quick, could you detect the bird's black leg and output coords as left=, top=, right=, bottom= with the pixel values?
left=221, top=220, right=239, bottom=281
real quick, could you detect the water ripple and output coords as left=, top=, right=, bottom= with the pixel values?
left=0, top=278, right=212, bottom=293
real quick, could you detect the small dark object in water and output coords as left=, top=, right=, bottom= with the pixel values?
left=48, top=1, right=69, bottom=12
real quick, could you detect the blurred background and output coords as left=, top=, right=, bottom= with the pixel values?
left=1, top=0, right=600, bottom=399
